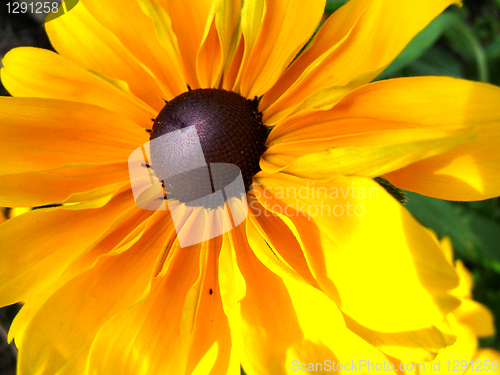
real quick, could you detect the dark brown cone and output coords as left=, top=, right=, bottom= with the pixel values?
left=150, top=89, right=267, bottom=207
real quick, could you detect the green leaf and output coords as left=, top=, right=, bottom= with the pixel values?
left=489, top=57, right=500, bottom=86
left=444, top=21, right=489, bottom=82
left=404, top=192, right=500, bottom=272
left=325, top=0, right=348, bottom=14
left=486, top=34, right=500, bottom=61
left=404, top=46, right=464, bottom=78
left=467, top=213, right=500, bottom=271
left=377, top=11, right=462, bottom=80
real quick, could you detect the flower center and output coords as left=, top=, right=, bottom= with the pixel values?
left=150, top=88, right=267, bottom=207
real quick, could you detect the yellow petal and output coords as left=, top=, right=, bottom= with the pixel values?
left=182, top=238, right=240, bottom=375
left=266, top=77, right=498, bottom=184
left=1, top=48, right=155, bottom=127
left=264, top=122, right=473, bottom=178
left=383, top=79, right=500, bottom=201
left=0, top=97, right=147, bottom=175
left=8, top=209, right=158, bottom=345
left=219, top=224, right=402, bottom=375
left=156, top=0, right=213, bottom=88
left=262, top=0, right=461, bottom=124
left=197, top=0, right=242, bottom=88
left=46, top=1, right=167, bottom=110
left=236, top=0, right=325, bottom=97
left=228, top=0, right=264, bottom=91
left=197, top=20, right=223, bottom=88
left=267, top=77, right=482, bottom=147
left=222, top=35, right=245, bottom=91
left=79, top=0, right=187, bottom=99
left=0, top=208, right=7, bottom=225
left=343, top=314, right=455, bottom=363
left=0, top=163, right=130, bottom=207
left=439, top=236, right=455, bottom=264
left=11, top=207, right=34, bottom=217
left=253, top=173, right=459, bottom=334
left=246, top=194, right=318, bottom=288
left=451, top=260, right=474, bottom=299
left=14, top=212, right=171, bottom=375
left=246, top=199, right=455, bottom=362
left=448, top=257, right=496, bottom=338
left=418, top=317, right=476, bottom=375
left=469, top=348, right=500, bottom=372
left=0, top=190, right=137, bottom=308
left=88, top=239, right=237, bottom=375
left=453, top=299, right=496, bottom=338
left=277, top=128, right=472, bottom=180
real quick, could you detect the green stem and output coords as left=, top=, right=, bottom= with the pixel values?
left=450, top=22, right=489, bottom=82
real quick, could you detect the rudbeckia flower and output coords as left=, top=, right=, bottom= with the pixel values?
left=1, top=0, right=500, bottom=374
left=394, top=237, right=500, bottom=374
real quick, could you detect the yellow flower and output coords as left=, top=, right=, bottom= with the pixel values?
left=393, top=237, right=500, bottom=375
left=0, top=0, right=499, bottom=374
